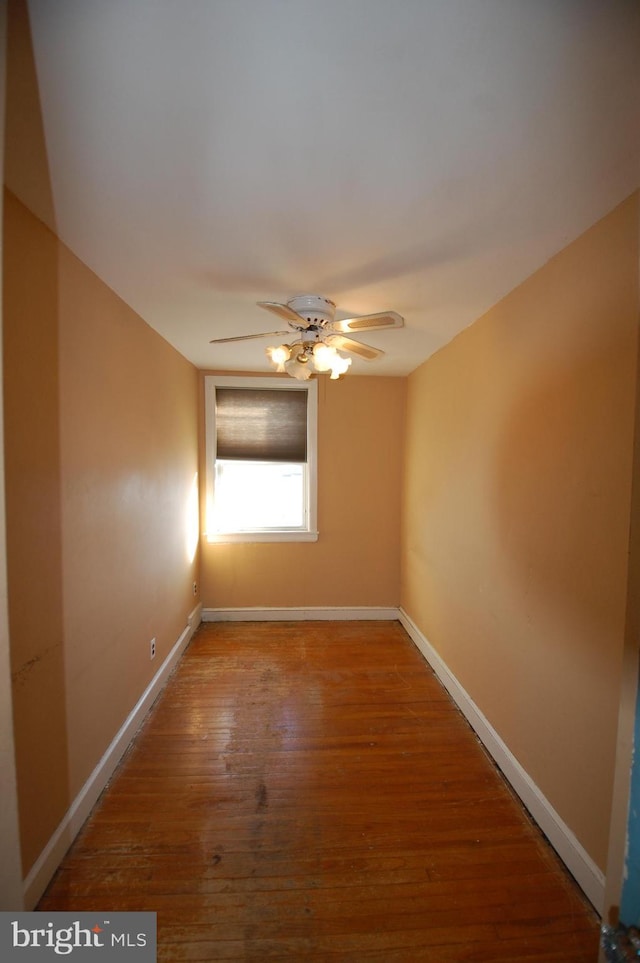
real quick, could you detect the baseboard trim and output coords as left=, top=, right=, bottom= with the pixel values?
left=398, top=607, right=605, bottom=913
left=202, top=606, right=400, bottom=622
left=23, top=603, right=203, bottom=909
left=187, top=602, right=203, bottom=629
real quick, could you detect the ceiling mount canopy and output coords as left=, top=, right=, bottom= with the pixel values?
left=210, top=295, right=404, bottom=380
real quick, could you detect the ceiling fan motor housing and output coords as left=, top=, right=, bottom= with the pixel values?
left=288, top=295, right=336, bottom=325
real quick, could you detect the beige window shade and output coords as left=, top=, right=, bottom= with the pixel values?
left=215, top=387, right=308, bottom=462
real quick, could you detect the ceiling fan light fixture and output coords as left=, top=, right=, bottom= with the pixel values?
left=267, top=337, right=353, bottom=380
left=285, top=358, right=313, bottom=381
left=210, top=295, right=404, bottom=379
left=311, top=341, right=337, bottom=372
left=266, top=343, right=291, bottom=372
left=328, top=353, right=352, bottom=379
left=284, top=344, right=313, bottom=381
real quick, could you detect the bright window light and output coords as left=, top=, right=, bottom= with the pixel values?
left=212, top=460, right=305, bottom=532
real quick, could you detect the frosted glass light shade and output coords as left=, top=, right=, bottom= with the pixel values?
left=266, top=344, right=292, bottom=371
left=312, top=342, right=337, bottom=372
left=329, top=354, right=352, bottom=379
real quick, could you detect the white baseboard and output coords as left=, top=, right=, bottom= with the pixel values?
left=23, top=603, right=203, bottom=909
left=187, top=602, right=203, bottom=629
left=202, top=606, right=400, bottom=622
left=398, top=608, right=604, bottom=912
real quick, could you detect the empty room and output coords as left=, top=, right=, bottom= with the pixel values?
left=1, top=1, right=639, bottom=961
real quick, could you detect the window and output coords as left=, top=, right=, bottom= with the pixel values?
left=204, top=376, right=318, bottom=542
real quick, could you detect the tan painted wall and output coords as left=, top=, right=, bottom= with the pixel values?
left=401, top=194, right=639, bottom=871
left=3, top=190, right=200, bottom=875
left=200, top=373, right=405, bottom=608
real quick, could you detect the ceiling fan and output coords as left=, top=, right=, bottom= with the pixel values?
left=209, top=295, right=404, bottom=380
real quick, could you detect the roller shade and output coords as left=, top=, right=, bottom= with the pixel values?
left=215, top=387, right=308, bottom=462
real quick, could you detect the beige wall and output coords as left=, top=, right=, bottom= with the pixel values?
left=3, top=190, right=200, bottom=875
left=200, top=373, right=405, bottom=609
left=401, top=194, right=639, bottom=871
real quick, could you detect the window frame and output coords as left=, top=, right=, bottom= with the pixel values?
left=204, top=375, right=318, bottom=543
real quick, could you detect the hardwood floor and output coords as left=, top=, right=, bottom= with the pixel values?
left=38, top=621, right=600, bottom=961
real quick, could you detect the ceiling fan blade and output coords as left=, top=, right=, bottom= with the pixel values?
left=209, top=330, right=290, bottom=344
left=326, top=334, right=384, bottom=361
left=328, top=311, right=404, bottom=334
left=257, top=301, right=311, bottom=328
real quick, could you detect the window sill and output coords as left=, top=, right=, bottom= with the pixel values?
left=205, top=530, right=319, bottom=544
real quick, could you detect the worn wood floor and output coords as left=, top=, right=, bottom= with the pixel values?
left=38, top=621, right=600, bottom=961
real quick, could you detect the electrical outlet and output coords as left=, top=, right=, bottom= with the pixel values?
left=193, top=581, right=198, bottom=596
left=150, top=638, right=156, bottom=660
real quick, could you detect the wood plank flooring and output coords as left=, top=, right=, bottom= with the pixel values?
left=38, top=621, right=600, bottom=961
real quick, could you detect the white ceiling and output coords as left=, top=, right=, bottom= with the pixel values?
left=11, top=0, right=640, bottom=375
